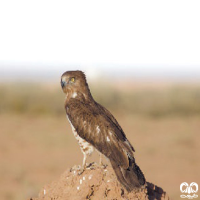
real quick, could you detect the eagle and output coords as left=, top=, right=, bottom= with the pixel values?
left=61, top=70, right=146, bottom=192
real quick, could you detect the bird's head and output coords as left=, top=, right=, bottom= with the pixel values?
left=61, top=70, right=92, bottom=100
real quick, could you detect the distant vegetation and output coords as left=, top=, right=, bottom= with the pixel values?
left=0, top=82, right=200, bottom=117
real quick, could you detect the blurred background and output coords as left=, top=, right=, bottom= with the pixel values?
left=0, top=1, right=200, bottom=200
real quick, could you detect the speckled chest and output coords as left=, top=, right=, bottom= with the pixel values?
left=66, top=115, right=94, bottom=155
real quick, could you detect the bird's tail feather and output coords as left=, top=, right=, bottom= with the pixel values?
left=110, top=158, right=146, bottom=192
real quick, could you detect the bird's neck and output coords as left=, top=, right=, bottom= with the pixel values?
left=64, top=88, right=94, bottom=104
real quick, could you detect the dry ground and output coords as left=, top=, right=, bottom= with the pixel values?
left=0, top=81, right=200, bottom=200
left=32, top=163, right=170, bottom=200
left=0, top=113, right=199, bottom=200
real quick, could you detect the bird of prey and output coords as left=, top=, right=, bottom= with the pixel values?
left=61, top=70, right=146, bottom=192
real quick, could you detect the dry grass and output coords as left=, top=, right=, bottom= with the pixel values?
left=0, top=81, right=199, bottom=200
left=0, top=82, right=200, bottom=117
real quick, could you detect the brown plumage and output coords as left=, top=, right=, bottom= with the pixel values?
left=61, top=70, right=146, bottom=192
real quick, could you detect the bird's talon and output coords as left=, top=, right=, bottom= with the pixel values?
left=78, top=168, right=85, bottom=175
left=101, top=164, right=107, bottom=169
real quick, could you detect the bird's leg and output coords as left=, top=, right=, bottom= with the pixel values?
left=82, top=153, right=87, bottom=168
left=79, top=153, right=87, bottom=175
left=99, top=153, right=103, bottom=166
left=99, top=152, right=106, bottom=168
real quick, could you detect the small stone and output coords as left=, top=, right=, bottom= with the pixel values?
left=88, top=175, right=92, bottom=180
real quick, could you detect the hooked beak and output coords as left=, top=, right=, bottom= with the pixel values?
left=61, top=79, right=66, bottom=88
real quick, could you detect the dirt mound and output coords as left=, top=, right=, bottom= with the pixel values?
left=31, top=163, right=170, bottom=200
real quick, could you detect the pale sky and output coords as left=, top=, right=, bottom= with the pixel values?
left=0, top=50, right=200, bottom=78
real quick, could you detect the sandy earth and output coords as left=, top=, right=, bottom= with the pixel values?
left=31, top=163, right=170, bottom=200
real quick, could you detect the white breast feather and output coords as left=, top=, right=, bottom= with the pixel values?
left=66, top=115, right=94, bottom=155
left=106, top=136, right=110, bottom=142
left=96, top=126, right=100, bottom=134
left=72, top=92, right=77, bottom=98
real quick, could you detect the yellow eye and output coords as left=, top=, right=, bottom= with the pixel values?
left=70, top=77, right=75, bottom=82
